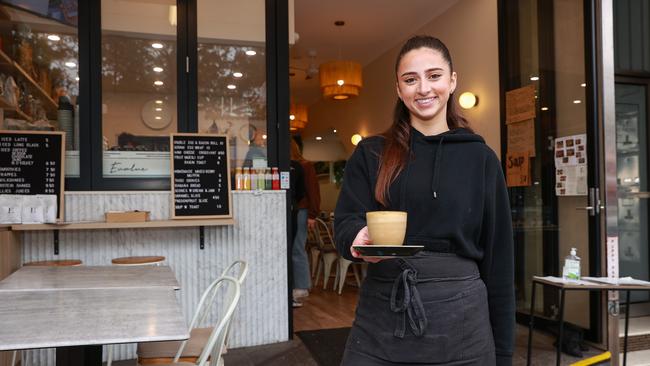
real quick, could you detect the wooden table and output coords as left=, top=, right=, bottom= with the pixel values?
left=0, top=266, right=188, bottom=366
left=527, top=276, right=650, bottom=366
left=0, top=265, right=180, bottom=291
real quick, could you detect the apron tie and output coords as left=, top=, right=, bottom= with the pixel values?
left=389, top=266, right=428, bottom=338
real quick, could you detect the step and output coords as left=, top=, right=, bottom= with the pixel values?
left=620, top=316, right=650, bottom=352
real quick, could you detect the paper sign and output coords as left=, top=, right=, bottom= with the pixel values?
left=506, top=85, right=536, bottom=124
left=555, top=165, right=587, bottom=196
left=506, top=151, right=530, bottom=187
left=555, top=134, right=587, bottom=168
left=507, top=119, right=536, bottom=157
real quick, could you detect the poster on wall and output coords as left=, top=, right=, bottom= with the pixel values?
left=555, top=134, right=587, bottom=196
left=507, top=118, right=536, bottom=157
left=506, top=151, right=530, bottom=187
left=506, top=85, right=536, bottom=124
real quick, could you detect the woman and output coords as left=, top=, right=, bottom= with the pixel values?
left=334, top=35, right=514, bottom=365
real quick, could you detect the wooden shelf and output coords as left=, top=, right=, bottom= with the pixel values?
left=0, top=97, right=32, bottom=121
left=11, top=218, right=235, bottom=231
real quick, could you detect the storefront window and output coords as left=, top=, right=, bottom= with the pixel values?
left=101, top=0, right=177, bottom=178
left=196, top=0, right=266, bottom=171
left=0, top=1, right=79, bottom=177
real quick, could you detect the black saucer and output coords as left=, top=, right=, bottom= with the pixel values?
left=352, top=245, right=424, bottom=257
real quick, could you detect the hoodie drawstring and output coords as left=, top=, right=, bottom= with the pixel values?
left=431, top=136, right=444, bottom=199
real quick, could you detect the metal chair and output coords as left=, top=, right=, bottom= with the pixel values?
left=312, top=218, right=340, bottom=290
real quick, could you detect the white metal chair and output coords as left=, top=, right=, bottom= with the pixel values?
left=137, top=261, right=248, bottom=365
left=312, top=218, right=340, bottom=290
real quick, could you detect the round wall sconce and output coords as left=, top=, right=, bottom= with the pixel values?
left=351, top=134, right=363, bottom=146
left=458, top=92, right=478, bottom=109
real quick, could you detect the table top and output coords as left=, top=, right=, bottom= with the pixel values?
left=0, top=265, right=180, bottom=291
left=0, top=287, right=189, bottom=351
left=533, top=276, right=650, bottom=290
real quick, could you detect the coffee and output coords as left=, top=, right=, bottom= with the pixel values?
left=366, top=211, right=407, bottom=246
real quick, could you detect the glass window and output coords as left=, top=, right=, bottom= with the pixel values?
left=0, top=1, right=79, bottom=177
left=101, top=0, right=177, bottom=178
left=196, top=0, right=266, bottom=171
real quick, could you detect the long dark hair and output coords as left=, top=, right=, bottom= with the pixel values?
left=374, top=35, right=472, bottom=206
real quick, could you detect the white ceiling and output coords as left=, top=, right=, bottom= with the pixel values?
left=290, top=0, right=460, bottom=105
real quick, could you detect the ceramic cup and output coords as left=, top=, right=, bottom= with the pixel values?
left=366, top=211, right=407, bottom=246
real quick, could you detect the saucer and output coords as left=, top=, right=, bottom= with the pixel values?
left=352, top=245, right=424, bottom=257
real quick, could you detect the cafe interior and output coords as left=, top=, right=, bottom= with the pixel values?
left=1, top=0, right=650, bottom=365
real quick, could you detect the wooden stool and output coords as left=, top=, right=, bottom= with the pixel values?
left=111, top=256, right=165, bottom=266
left=23, top=259, right=83, bottom=266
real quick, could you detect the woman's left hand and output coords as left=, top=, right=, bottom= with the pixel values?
left=351, top=226, right=383, bottom=263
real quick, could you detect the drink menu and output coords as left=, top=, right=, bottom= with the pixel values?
left=0, top=130, right=65, bottom=220
left=171, top=133, right=231, bottom=219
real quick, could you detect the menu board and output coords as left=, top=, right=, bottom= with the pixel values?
left=0, top=130, right=65, bottom=220
left=171, top=133, right=231, bottom=219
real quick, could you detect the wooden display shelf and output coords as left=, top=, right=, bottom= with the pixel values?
left=11, top=218, right=235, bottom=231
left=0, top=49, right=58, bottom=115
left=0, top=97, right=32, bottom=121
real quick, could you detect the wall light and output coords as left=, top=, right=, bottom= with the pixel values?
left=351, top=134, right=363, bottom=146
left=458, top=92, right=478, bottom=109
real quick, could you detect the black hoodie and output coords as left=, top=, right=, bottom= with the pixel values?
left=334, top=127, right=515, bottom=365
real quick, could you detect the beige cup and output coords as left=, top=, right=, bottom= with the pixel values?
left=366, top=211, right=407, bottom=246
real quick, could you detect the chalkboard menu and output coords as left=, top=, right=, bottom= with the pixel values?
left=0, top=130, right=65, bottom=220
left=171, top=133, right=231, bottom=219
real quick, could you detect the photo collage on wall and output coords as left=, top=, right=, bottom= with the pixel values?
left=554, top=134, right=587, bottom=196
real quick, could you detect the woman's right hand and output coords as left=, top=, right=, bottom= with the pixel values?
left=350, top=226, right=383, bottom=263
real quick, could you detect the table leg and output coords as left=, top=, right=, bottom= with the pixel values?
left=624, top=290, right=630, bottom=366
left=56, top=345, right=102, bottom=366
left=527, top=281, right=537, bottom=366
left=556, top=288, right=565, bottom=366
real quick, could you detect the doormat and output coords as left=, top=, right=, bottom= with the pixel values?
left=295, top=327, right=350, bottom=366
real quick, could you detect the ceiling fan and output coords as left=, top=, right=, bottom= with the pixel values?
left=290, top=50, right=318, bottom=80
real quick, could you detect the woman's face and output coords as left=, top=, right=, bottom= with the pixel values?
left=396, top=47, right=457, bottom=126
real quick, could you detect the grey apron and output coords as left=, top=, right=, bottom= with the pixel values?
left=341, top=252, right=495, bottom=365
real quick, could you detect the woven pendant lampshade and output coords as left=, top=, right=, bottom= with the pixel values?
left=319, top=60, right=363, bottom=100
left=289, top=103, right=308, bottom=131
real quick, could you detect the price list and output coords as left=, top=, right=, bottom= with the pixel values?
left=171, top=134, right=231, bottom=218
left=0, top=131, right=64, bottom=219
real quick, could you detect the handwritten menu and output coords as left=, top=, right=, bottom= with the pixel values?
left=506, top=85, right=536, bottom=124
left=171, top=133, right=231, bottom=219
left=0, top=130, right=65, bottom=220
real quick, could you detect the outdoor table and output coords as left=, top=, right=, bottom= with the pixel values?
left=526, top=276, right=650, bottom=366
left=0, top=265, right=188, bottom=366
left=0, top=265, right=180, bottom=291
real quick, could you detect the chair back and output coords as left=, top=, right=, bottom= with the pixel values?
left=314, top=218, right=336, bottom=251
left=174, top=276, right=241, bottom=366
left=219, top=260, right=249, bottom=285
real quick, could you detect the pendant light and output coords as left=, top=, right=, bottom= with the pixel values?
left=290, top=103, right=308, bottom=131
left=319, top=21, right=363, bottom=100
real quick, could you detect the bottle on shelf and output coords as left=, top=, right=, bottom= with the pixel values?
left=562, top=247, right=581, bottom=281
left=250, top=168, right=258, bottom=190
left=243, top=167, right=251, bottom=190
left=264, top=168, right=272, bottom=190
left=235, top=167, right=243, bottom=190
left=257, top=168, right=265, bottom=190
left=272, top=167, right=280, bottom=190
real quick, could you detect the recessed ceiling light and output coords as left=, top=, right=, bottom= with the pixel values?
left=75, top=77, right=79, bottom=81
left=154, top=81, right=164, bottom=86
left=315, top=136, right=322, bottom=141
left=262, top=134, right=267, bottom=139
left=152, top=43, right=163, bottom=49
left=573, top=99, right=582, bottom=104
left=245, top=50, right=256, bottom=56
left=47, top=34, right=60, bottom=41
left=153, top=67, right=163, bottom=73
left=541, top=107, right=549, bottom=111
left=155, top=108, right=162, bottom=111
left=155, top=100, right=163, bottom=104
left=233, top=72, right=243, bottom=78
left=530, top=76, right=540, bottom=81
left=333, top=129, right=337, bottom=133
left=227, top=84, right=236, bottom=90
left=155, top=116, right=162, bottom=120
left=65, top=62, right=77, bottom=68
left=580, top=83, right=586, bottom=87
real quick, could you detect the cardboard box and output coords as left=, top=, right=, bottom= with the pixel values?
left=105, top=211, right=150, bottom=223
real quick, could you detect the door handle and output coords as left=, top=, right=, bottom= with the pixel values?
left=576, top=206, right=594, bottom=211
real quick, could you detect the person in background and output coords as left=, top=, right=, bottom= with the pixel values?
left=291, top=138, right=321, bottom=307
left=334, top=35, right=514, bottom=365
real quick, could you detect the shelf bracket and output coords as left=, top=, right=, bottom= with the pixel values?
left=53, top=230, right=59, bottom=255
left=199, top=226, right=205, bottom=250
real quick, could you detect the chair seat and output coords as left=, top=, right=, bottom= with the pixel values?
left=111, top=256, right=165, bottom=265
left=24, top=259, right=82, bottom=266
left=138, top=327, right=212, bottom=360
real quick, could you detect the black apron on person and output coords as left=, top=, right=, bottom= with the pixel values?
left=341, top=252, right=496, bottom=366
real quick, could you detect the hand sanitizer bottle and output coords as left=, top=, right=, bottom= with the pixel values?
left=562, top=247, right=581, bottom=281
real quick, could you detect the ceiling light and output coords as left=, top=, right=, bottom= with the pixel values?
left=227, top=84, right=236, bottom=90
left=262, top=134, right=267, bottom=140
left=65, top=62, right=76, bottom=68
left=351, top=134, right=363, bottom=146
left=541, top=107, right=549, bottom=111
left=155, top=108, right=162, bottom=111
left=581, top=83, right=586, bottom=87
left=290, top=104, right=308, bottom=130
left=75, top=77, right=79, bottom=81
left=333, top=129, right=337, bottom=133
left=458, top=92, right=478, bottom=109
left=320, top=61, right=363, bottom=100
left=47, top=34, right=60, bottom=41
left=152, top=43, right=163, bottom=49
left=153, top=67, right=163, bottom=72
left=155, top=116, right=162, bottom=120
left=155, top=100, right=163, bottom=104
left=316, top=136, right=322, bottom=141
left=233, top=72, right=243, bottom=78
left=154, top=81, right=164, bottom=86
left=245, top=50, right=257, bottom=56
left=573, top=100, right=582, bottom=104
left=289, top=114, right=295, bottom=120
left=530, top=76, right=539, bottom=81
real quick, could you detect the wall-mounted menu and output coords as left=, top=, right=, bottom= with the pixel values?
left=0, top=130, right=65, bottom=220
left=171, top=133, right=231, bottom=219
